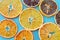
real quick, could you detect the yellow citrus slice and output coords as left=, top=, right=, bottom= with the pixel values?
left=40, top=0, right=58, bottom=17
left=0, top=19, right=17, bottom=38
left=39, top=23, right=60, bottom=40
left=15, top=30, right=33, bottom=40
left=20, top=8, right=43, bottom=31
left=0, top=0, right=22, bottom=18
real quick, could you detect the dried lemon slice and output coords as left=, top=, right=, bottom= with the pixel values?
left=40, top=0, right=58, bottom=17
left=20, top=8, right=43, bottom=31
left=0, top=0, right=22, bottom=18
left=15, top=30, right=33, bottom=40
left=39, top=23, right=60, bottom=40
left=0, top=19, right=17, bottom=38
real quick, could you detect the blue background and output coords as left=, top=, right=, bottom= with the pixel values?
left=0, top=0, right=60, bottom=40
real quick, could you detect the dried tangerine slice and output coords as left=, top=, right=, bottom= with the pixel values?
left=40, top=0, right=58, bottom=17
left=23, top=0, right=39, bottom=7
left=0, top=0, right=22, bottom=18
left=20, top=8, right=43, bottom=31
left=15, top=30, right=33, bottom=40
left=39, top=23, right=60, bottom=40
left=0, top=19, right=17, bottom=38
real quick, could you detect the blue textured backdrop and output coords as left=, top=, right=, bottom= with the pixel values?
left=0, top=0, right=60, bottom=40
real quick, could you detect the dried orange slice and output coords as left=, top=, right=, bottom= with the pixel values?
left=20, top=8, right=43, bottom=31
left=15, top=30, right=33, bottom=40
left=39, top=23, right=60, bottom=40
left=40, top=0, right=58, bottom=17
left=0, top=19, right=17, bottom=38
left=0, top=0, right=22, bottom=18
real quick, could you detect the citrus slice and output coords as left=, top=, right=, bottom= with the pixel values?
left=15, top=30, right=33, bottom=40
left=55, top=11, right=60, bottom=25
left=40, top=0, right=57, bottom=17
left=0, top=19, right=17, bottom=38
left=39, top=23, right=60, bottom=40
left=23, top=0, right=39, bottom=7
left=20, top=8, right=43, bottom=31
left=0, top=0, right=22, bottom=18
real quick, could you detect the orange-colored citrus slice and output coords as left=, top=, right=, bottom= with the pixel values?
left=0, top=19, right=17, bottom=38
left=20, top=8, right=43, bottom=31
left=0, top=0, right=22, bottom=18
left=39, top=23, right=60, bottom=40
left=15, top=30, right=33, bottom=40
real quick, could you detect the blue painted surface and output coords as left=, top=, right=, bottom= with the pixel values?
left=0, top=0, right=60, bottom=40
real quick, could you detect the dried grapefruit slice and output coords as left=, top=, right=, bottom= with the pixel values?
left=23, top=0, right=39, bottom=7
left=40, top=0, right=58, bottom=17
left=55, top=11, right=60, bottom=26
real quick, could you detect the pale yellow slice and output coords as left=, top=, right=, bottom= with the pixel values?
left=20, top=8, right=43, bottom=31
left=0, top=0, right=22, bottom=18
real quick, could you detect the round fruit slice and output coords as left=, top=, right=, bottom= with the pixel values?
left=40, top=0, right=57, bottom=17
left=15, top=30, right=33, bottom=40
left=39, top=23, right=60, bottom=40
left=20, top=8, right=43, bottom=31
left=0, top=0, right=22, bottom=18
left=55, top=11, right=60, bottom=25
left=23, top=0, right=39, bottom=7
left=0, top=19, right=17, bottom=38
